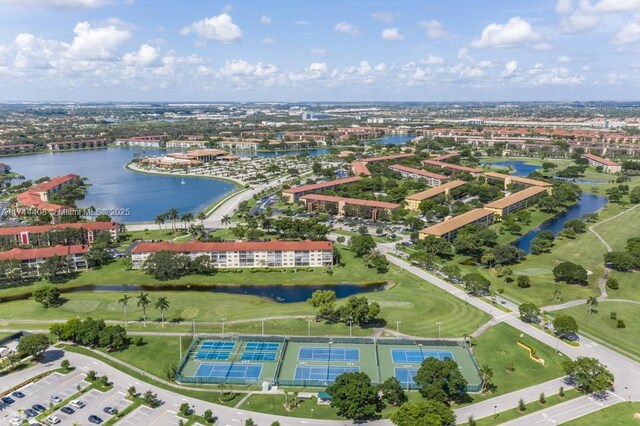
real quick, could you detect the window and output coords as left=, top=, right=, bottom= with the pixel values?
left=294, top=250, right=310, bottom=267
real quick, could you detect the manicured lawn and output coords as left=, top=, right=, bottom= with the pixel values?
left=564, top=402, right=640, bottom=426
left=470, top=323, right=567, bottom=399
left=556, top=301, right=640, bottom=361
left=591, top=203, right=640, bottom=251
left=0, top=251, right=490, bottom=338
left=606, top=271, right=640, bottom=302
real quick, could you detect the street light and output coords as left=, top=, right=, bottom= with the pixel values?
left=348, top=316, right=353, bottom=338
left=220, top=317, right=227, bottom=335
left=494, top=405, right=497, bottom=418
left=436, top=322, right=443, bottom=340
left=395, top=320, right=401, bottom=334
left=307, top=319, right=312, bottom=337
left=261, top=318, right=265, bottom=336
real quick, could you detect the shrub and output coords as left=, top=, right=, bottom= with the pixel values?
left=610, top=312, right=617, bottom=320
left=539, top=392, right=546, bottom=404
left=559, top=386, right=565, bottom=398
left=606, top=277, right=619, bottom=289
left=617, top=320, right=626, bottom=329
left=518, top=398, right=526, bottom=412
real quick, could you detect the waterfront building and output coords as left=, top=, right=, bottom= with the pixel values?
left=299, top=194, right=399, bottom=220
left=484, top=186, right=548, bottom=217
left=114, top=136, right=163, bottom=148
left=405, top=180, right=467, bottom=211
left=16, top=174, right=81, bottom=218
left=0, top=222, right=120, bottom=247
left=130, top=240, right=334, bottom=269
left=0, top=163, right=10, bottom=174
left=0, top=244, right=88, bottom=278
left=218, top=139, right=262, bottom=150
left=186, top=149, right=227, bottom=162
left=583, top=153, right=622, bottom=173
left=483, top=172, right=553, bottom=189
left=0, top=144, right=36, bottom=155
left=419, top=208, right=495, bottom=241
left=47, top=139, right=108, bottom=151
left=282, top=176, right=362, bottom=203
left=389, top=164, right=450, bottom=187
left=422, top=159, right=483, bottom=177
left=166, top=140, right=208, bottom=149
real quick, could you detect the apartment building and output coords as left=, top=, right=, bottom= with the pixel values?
left=0, top=244, right=88, bottom=278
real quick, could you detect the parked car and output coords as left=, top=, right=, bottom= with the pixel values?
left=45, top=416, right=61, bottom=425
left=50, top=395, right=62, bottom=404
left=70, top=400, right=85, bottom=409
left=32, top=404, right=47, bottom=412
left=9, top=417, right=22, bottom=425
left=1, top=396, right=15, bottom=404
left=103, top=407, right=116, bottom=415
left=11, top=391, right=25, bottom=398
left=24, top=408, right=39, bottom=417
left=60, top=407, right=75, bottom=415
left=88, top=415, right=103, bottom=424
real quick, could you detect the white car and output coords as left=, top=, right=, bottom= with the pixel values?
left=50, top=395, right=61, bottom=403
left=46, top=415, right=61, bottom=425
left=9, top=417, right=23, bottom=426
left=69, top=400, right=85, bottom=409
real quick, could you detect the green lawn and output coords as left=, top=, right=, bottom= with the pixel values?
left=591, top=203, right=640, bottom=251
left=494, top=209, right=553, bottom=245
left=564, top=402, right=640, bottom=426
left=556, top=301, right=640, bottom=361
left=606, top=271, right=640, bottom=302
left=0, top=251, right=490, bottom=338
left=470, top=323, right=567, bottom=399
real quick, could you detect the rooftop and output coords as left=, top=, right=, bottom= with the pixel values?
left=131, top=240, right=333, bottom=254
left=483, top=172, right=553, bottom=187
left=583, top=153, right=621, bottom=167
left=300, top=194, right=399, bottom=209
left=0, top=221, right=118, bottom=236
left=406, top=180, right=467, bottom=201
left=0, top=244, right=88, bottom=261
left=283, top=176, right=362, bottom=194
left=420, top=208, right=494, bottom=236
left=422, top=159, right=482, bottom=174
left=484, top=186, right=548, bottom=209
left=360, top=153, right=414, bottom=163
left=389, top=164, right=450, bottom=180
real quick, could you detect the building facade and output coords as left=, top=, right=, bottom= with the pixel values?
left=0, top=222, right=120, bottom=247
left=484, top=186, right=548, bottom=217
left=0, top=244, right=88, bottom=278
left=389, top=164, right=450, bottom=187
left=405, top=180, right=467, bottom=211
left=419, top=208, right=495, bottom=241
left=583, top=153, right=622, bottom=173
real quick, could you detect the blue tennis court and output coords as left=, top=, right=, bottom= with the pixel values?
left=195, top=363, right=263, bottom=380
left=391, top=349, right=454, bottom=364
left=200, top=341, right=235, bottom=350
left=195, top=351, right=231, bottom=361
left=394, top=368, right=418, bottom=385
left=241, top=351, right=277, bottom=361
left=298, top=347, right=360, bottom=362
left=294, top=365, right=359, bottom=382
left=245, top=342, right=280, bottom=351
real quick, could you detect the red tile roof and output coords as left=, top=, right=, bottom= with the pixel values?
left=0, top=244, right=88, bottom=261
left=16, top=174, right=81, bottom=213
left=283, top=176, right=362, bottom=194
left=483, top=172, right=553, bottom=187
left=583, top=153, right=620, bottom=167
left=360, top=153, right=414, bottom=163
left=351, top=161, right=372, bottom=176
left=389, top=164, right=450, bottom=180
left=0, top=222, right=118, bottom=236
left=131, top=240, right=333, bottom=254
left=34, top=174, right=80, bottom=192
left=300, top=194, right=399, bottom=209
left=422, top=159, right=482, bottom=174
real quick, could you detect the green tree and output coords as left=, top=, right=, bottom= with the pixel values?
left=586, top=296, right=598, bottom=315
left=553, top=315, right=579, bottom=336
left=142, top=390, right=160, bottom=408
left=348, top=234, right=376, bottom=257
left=518, top=303, right=540, bottom=323
left=479, top=365, right=494, bottom=393
left=326, top=372, right=381, bottom=421
left=155, top=296, right=170, bottom=326
left=462, top=273, right=490, bottom=295
left=516, top=275, right=531, bottom=288
left=363, top=252, right=390, bottom=273
left=17, top=333, right=50, bottom=360
left=32, top=285, right=61, bottom=308
left=390, top=400, right=456, bottom=426
left=562, top=357, right=614, bottom=394
left=414, top=357, right=468, bottom=405
left=143, top=251, right=191, bottom=280
left=39, top=255, right=72, bottom=282
left=137, top=292, right=151, bottom=326
left=307, top=290, right=336, bottom=321
left=118, top=294, right=130, bottom=325
left=553, top=262, right=588, bottom=285
left=378, top=377, right=407, bottom=406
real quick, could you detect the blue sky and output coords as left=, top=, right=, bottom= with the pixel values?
left=0, top=0, right=638, bottom=102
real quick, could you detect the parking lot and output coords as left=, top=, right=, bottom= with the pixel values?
left=118, top=405, right=183, bottom=426
left=50, top=388, right=131, bottom=425
left=0, top=372, right=88, bottom=424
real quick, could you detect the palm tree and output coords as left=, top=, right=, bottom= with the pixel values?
left=155, top=297, right=170, bottom=326
left=155, top=214, right=166, bottom=231
left=479, top=364, right=494, bottom=393
left=167, top=208, right=179, bottom=232
left=196, top=211, right=206, bottom=226
left=181, top=212, right=194, bottom=229
left=137, top=292, right=151, bottom=326
left=221, top=215, right=232, bottom=228
left=118, top=294, right=130, bottom=325
left=586, top=296, right=598, bottom=314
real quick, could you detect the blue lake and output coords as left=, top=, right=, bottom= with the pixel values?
left=514, top=193, right=608, bottom=253
left=368, top=135, right=414, bottom=145
left=486, top=160, right=541, bottom=177
left=233, top=148, right=331, bottom=158
left=3, top=148, right=236, bottom=223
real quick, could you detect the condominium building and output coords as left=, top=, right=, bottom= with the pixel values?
left=47, top=139, right=108, bottom=151
left=0, top=244, right=88, bottom=278
left=0, top=144, right=36, bottom=155
left=166, top=140, right=208, bottom=149
left=299, top=194, right=399, bottom=220
left=484, top=186, right=548, bottom=217
left=0, top=222, right=120, bottom=247
left=422, top=159, right=483, bottom=177
left=389, top=164, right=450, bottom=187
left=0, top=163, right=10, bottom=174
left=282, top=176, right=362, bottom=203
left=405, top=180, right=467, bottom=211
left=583, top=153, right=622, bottom=173
left=115, top=136, right=163, bottom=148
left=419, top=208, right=495, bottom=241
left=483, top=172, right=553, bottom=189
left=16, top=174, right=81, bottom=216
left=130, top=240, right=334, bottom=269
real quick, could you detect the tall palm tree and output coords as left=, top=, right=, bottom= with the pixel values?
left=136, top=292, right=151, bottom=326
left=221, top=215, right=231, bottom=228
left=181, top=212, right=194, bottom=230
left=118, top=294, right=130, bottom=325
left=586, top=296, right=598, bottom=315
left=167, top=208, right=179, bottom=232
left=196, top=211, right=206, bottom=226
left=479, top=364, right=494, bottom=393
left=155, top=297, right=170, bottom=326
left=155, top=214, right=165, bottom=231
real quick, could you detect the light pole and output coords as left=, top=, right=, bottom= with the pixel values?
left=494, top=405, right=497, bottom=418
left=395, top=320, right=401, bottom=335
left=307, top=319, right=312, bottom=337
left=220, top=317, right=227, bottom=335
left=261, top=318, right=265, bottom=336
left=625, top=386, right=630, bottom=403
left=348, top=316, right=353, bottom=338
left=436, top=322, right=443, bottom=340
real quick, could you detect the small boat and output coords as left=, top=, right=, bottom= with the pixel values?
left=181, top=179, right=186, bottom=185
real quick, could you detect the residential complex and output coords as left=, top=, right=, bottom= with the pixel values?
left=0, top=222, right=120, bottom=246
left=389, top=164, right=450, bottom=187
left=583, top=153, right=622, bottom=173
left=115, top=136, right=163, bottom=148
left=419, top=208, right=495, bottom=241
left=130, top=240, right=334, bottom=269
left=484, top=186, right=549, bottom=217
left=16, top=174, right=81, bottom=217
left=0, top=244, right=88, bottom=277
left=483, top=172, right=553, bottom=189
left=165, top=140, right=209, bottom=149
left=282, top=176, right=362, bottom=202
left=299, top=194, right=399, bottom=219
left=47, top=139, right=108, bottom=151
left=422, top=159, right=483, bottom=177
left=404, top=180, right=467, bottom=211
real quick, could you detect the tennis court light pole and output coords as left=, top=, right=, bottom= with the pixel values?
left=348, top=316, right=353, bottom=338
left=307, top=319, right=312, bottom=337
left=261, top=318, right=265, bottom=336
left=220, top=317, right=227, bottom=335
left=395, top=320, right=401, bottom=334
left=436, top=322, right=443, bottom=340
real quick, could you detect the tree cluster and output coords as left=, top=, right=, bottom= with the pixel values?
left=553, top=261, right=588, bottom=285
left=604, top=235, right=640, bottom=272
left=143, top=251, right=216, bottom=280
left=307, top=290, right=381, bottom=326
left=50, top=317, right=129, bottom=351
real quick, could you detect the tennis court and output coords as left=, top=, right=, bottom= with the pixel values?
left=394, top=367, right=418, bottom=387
left=295, top=366, right=360, bottom=382
left=391, top=349, right=454, bottom=363
left=298, top=346, right=360, bottom=362
left=240, top=351, right=277, bottom=361
left=245, top=342, right=280, bottom=351
left=194, top=350, right=231, bottom=361
left=200, top=341, right=236, bottom=350
left=195, top=363, right=263, bottom=381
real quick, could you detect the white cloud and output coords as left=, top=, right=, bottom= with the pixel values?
left=310, top=48, right=326, bottom=56
left=422, top=54, right=444, bottom=65
left=477, top=59, right=499, bottom=68
left=470, top=17, right=541, bottom=48
left=371, top=11, right=398, bottom=22
left=502, top=60, right=519, bottom=77
left=381, top=27, right=404, bottom=41
left=560, top=11, right=600, bottom=33
left=419, top=20, right=449, bottom=40
left=556, top=0, right=574, bottom=14
left=557, top=55, right=572, bottom=63
left=289, top=62, right=328, bottom=81
left=293, top=20, right=310, bottom=26
left=260, top=15, right=272, bottom=25
left=218, top=59, right=277, bottom=78
left=261, top=37, right=276, bottom=44
left=122, top=44, right=159, bottom=67
left=181, top=14, right=242, bottom=43
left=457, top=47, right=474, bottom=62
left=586, top=0, right=640, bottom=13
left=0, top=0, right=108, bottom=8
left=613, top=21, right=640, bottom=44
left=528, top=65, right=585, bottom=85
left=334, top=21, right=361, bottom=37
left=68, top=20, right=131, bottom=60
